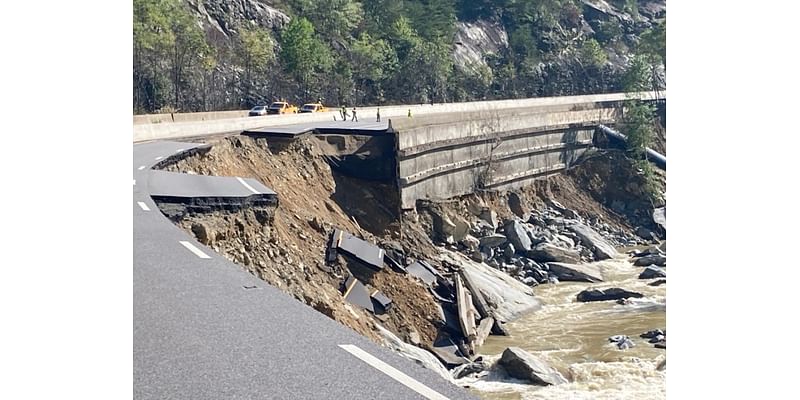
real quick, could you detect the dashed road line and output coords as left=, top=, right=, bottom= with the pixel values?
left=155, top=156, right=163, bottom=161
left=137, top=202, right=150, bottom=211
left=236, top=177, right=260, bottom=194
left=133, top=179, right=136, bottom=186
left=338, top=344, right=450, bottom=400
left=138, top=165, right=146, bottom=170
left=175, top=148, right=184, bottom=153
left=179, top=241, right=211, bottom=259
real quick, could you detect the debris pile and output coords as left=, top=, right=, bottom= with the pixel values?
left=421, top=196, right=649, bottom=288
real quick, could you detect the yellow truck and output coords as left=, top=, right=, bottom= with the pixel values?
left=299, top=102, right=328, bottom=113
left=267, top=101, right=299, bottom=115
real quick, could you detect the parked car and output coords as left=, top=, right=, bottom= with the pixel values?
left=299, top=103, right=328, bottom=113
left=267, top=101, right=299, bottom=114
left=249, top=105, right=268, bottom=116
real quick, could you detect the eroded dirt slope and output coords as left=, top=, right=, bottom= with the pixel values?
left=162, top=136, right=441, bottom=345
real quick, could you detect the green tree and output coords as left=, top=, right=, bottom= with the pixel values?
left=579, top=38, right=608, bottom=68
left=291, top=0, right=363, bottom=39
left=351, top=32, right=398, bottom=103
left=622, top=96, right=659, bottom=203
left=133, top=0, right=212, bottom=112
left=165, top=0, right=210, bottom=110
left=639, top=20, right=666, bottom=66
left=404, top=0, right=457, bottom=40
left=280, top=17, right=332, bottom=93
left=621, top=54, right=651, bottom=93
left=236, top=26, right=275, bottom=100
left=133, top=0, right=174, bottom=112
left=237, top=26, right=275, bottom=81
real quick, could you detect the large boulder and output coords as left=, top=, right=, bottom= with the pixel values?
left=547, top=262, right=604, bottom=282
left=451, top=361, right=490, bottom=379
left=577, top=288, right=643, bottom=302
left=526, top=242, right=581, bottom=263
left=568, top=223, right=618, bottom=260
left=479, top=209, right=499, bottom=229
left=466, top=196, right=487, bottom=216
left=452, top=216, right=471, bottom=242
left=653, top=207, right=666, bottom=230
left=635, top=226, right=658, bottom=241
left=461, top=235, right=481, bottom=252
left=508, top=192, right=526, bottom=218
left=479, top=234, right=508, bottom=248
left=634, top=254, right=666, bottom=267
left=431, top=210, right=456, bottom=240
left=499, top=347, right=568, bottom=386
left=546, top=199, right=579, bottom=219
left=608, top=335, right=635, bottom=350
left=639, top=266, right=666, bottom=279
left=505, top=220, right=532, bottom=252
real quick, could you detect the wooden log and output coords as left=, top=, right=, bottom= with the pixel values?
left=475, top=317, right=494, bottom=348
left=455, top=274, right=477, bottom=343
left=459, top=268, right=492, bottom=320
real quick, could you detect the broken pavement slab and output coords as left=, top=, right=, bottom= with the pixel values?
left=329, top=229, right=385, bottom=270
left=341, top=276, right=374, bottom=313
left=370, top=289, right=393, bottom=313
left=407, top=261, right=438, bottom=286
left=430, top=334, right=471, bottom=367
left=340, top=275, right=393, bottom=315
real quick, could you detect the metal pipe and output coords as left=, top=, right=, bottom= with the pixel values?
left=597, top=125, right=666, bottom=170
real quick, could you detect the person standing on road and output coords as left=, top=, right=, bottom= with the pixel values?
left=351, top=107, right=358, bottom=122
left=341, top=105, right=348, bottom=121
left=376, top=108, right=381, bottom=122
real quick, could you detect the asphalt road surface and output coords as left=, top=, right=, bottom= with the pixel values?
left=133, top=140, right=476, bottom=399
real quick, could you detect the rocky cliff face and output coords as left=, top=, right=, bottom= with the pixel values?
left=186, top=0, right=289, bottom=38
left=453, top=20, right=509, bottom=73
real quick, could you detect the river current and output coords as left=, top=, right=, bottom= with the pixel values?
left=460, top=256, right=666, bottom=399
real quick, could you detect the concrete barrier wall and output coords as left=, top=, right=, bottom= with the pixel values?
left=132, top=91, right=663, bottom=143
left=133, top=110, right=248, bottom=125
left=396, top=101, right=626, bottom=209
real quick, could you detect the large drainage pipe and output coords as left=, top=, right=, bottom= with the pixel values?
left=597, top=124, right=666, bottom=170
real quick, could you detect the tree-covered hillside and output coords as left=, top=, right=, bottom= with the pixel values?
left=133, top=0, right=665, bottom=114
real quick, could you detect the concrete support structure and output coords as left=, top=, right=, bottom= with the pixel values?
left=394, top=99, right=626, bottom=209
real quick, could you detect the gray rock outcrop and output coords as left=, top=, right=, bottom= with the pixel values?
left=568, top=223, right=619, bottom=260
left=499, top=347, right=568, bottom=386
left=547, top=262, right=604, bottom=282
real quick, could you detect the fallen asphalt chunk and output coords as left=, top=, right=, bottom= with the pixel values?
left=407, top=261, right=438, bottom=286
left=330, top=229, right=385, bottom=270
left=369, top=289, right=393, bottom=313
left=341, top=276, right=374, bottom=313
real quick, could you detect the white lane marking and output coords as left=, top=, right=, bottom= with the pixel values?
left=175, top=148, right=185, bottom=153
left=133, top=179, right=136, bottom=186
left=180, top=241, right=211, bottom=259
left=338, top=344, right=450, bottom=400
left=155, top=156, right=163, bottom=161
left=236, top=177, right=260, bottom=194
left=137, top=201, right=150, bottom=211
left=138, top=165, right=146, bottom=170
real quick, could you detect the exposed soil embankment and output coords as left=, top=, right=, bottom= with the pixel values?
left=568, top=150, right=666, bottom=231
left=160, top=136, right=440, bottom=346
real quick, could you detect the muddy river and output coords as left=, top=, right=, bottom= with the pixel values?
left=460, top=257, right=666, bottom=399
